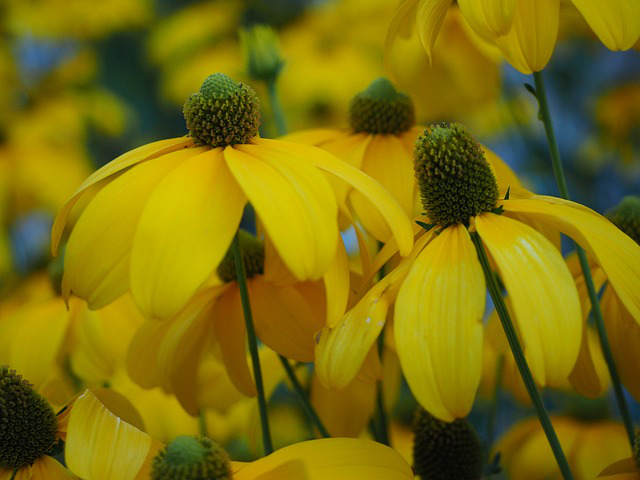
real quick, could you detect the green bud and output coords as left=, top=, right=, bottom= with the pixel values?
left=605, top=196, right=640, bottom=245
left=216, top=230, right=265, bottom=283
left=240, top=25, right=285, bottom=82
left=413, top=123, right=499, bottom=227
left=151, top=436, right=233, bottom=480
left=349, top=77, right=415, bottom=134
left=183, top=73, right=260, bottom=147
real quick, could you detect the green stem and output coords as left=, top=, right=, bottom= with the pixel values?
left=486, top=353, right=504, bottom=460
left=471, top=232, right=574, bottom=480
left=278, top=355, right=331, bottom=438
left=267, top=77, right=287, bottom=137
left=374, top=330, right=391, bottom=446
left=532, top=71, right=635, bottom=447
left=232, top=233, right=273, bottom=455
left=198, top=409, right=208, bottom=437
left=10, top=468, right=17, bottom=480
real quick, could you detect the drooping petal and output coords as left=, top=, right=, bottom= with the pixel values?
left=476, top=213, right=581, bottom=386
left=385, top=0, right=421, bottom=70
left=323, top=237, right=350, bottom=328
left=249, top=277, right=325, bottom=362
left=395, top=224, right=484, bottom=421
left=568, top=325, right=610, bottom=398
left=259, top=138, right=413, bottom=256
left=599, top=457, right=639, bottom=477
left=233, top=438, right=413, bottom=480
left=64, top=148, right=201, bottom=310
left=482, top=146, right=522, bottom=191
left=66, top=390, right=159, bottom=480
left=495, top=0, right=560, bottom=74
left=52, top=137, right=193, bottom=254
left=350, top=135, right=416, bottom=241
left=572, top=422, right=630, bottom=480
left=571, top=0, right=640, bottom=51
left=458, top=0, right=518, bottom=38
left=226, top=142, right=338, bottom=281
left=502, top=196, right=640, bottom=324
left=31, top=456, right=77, bottom=479
left=415, top=0, right=453, bottom=62
left=130, top=149, right=246, bottom=319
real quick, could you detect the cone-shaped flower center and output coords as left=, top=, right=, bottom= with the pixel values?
left=151, top=435, right=233, bottom=480
left=349, top=77, right=415, bottom=134
left=216, top=230, right=265, bottom=283
left=0, top=366, right=58, bottom=469
left=412, top=407, right=483, bottom=480
left=183, top=73, right=260, bottom=147
left=414, top=123, right=499, bottom=227
left=605, top=196, right=640, bottom=245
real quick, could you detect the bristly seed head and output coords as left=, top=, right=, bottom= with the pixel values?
left=183, top=73, right=260, bottom=147
left=216, top=230, right=265, bottom=283
left=412, top=407, right=483, bottom=480
left=0, top=366, right=58, bottom=469
left=151, top=435, right=233, bottom=480
left=413, top=123, right=499, bottom=227
left=605, top=196, right=640, bottom=246
left=633, top=431, right=640, bottom=470
left=349, top=77, right=415, bottom=134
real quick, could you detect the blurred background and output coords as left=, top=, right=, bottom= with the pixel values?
left=0, top=0, right=638, bottom=471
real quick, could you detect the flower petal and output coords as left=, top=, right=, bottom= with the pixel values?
left=495, top=0, right=559, bottom=74
left=503, top=196, right=640, bottom=324
left=66, top=390, right=155, bottom=480
left=395, top=224, right=484, bottom=421
left=571, top=0, right=640, bottom=50
left=323, top=238, right=350, bottom=328
left=31, top=456, right=77, bottom=479
left=226, top=142, right=338, bottom=281
left=64, top=148, right=201, bottom=310
left=130, top=149, right=245, bottom=319
left=249, top=277, right=325, bottom=362
left=233, top=438, right=413, bottom=480
left=259, top=138, right=414, bottom=256
left=52, top=137, right=192, bottom=255
left=415, top=0, right=453, bottom=62
left=476, top=212, right=581, bottom=386
left=385, top=0, right=421, bottom=69
left=458, top=0, right=518, bottom=38
left=599, top=458, right=639, bottom=476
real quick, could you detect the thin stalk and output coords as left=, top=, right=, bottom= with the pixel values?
left=10, top=468, right=17, bottom=480
left=232, top=233, right=273, bottom=455
left=374, top=329, right=391, bottom=446
left=198, top=409, right=208, bottom=437
left=485, top=353, right=505, bottom=460
left=267, top=77, right=287, bottom=137
left=532, top=71, right=635, bottom=446
left=471, top=232, right=574, bottom=480
left=278, top=355, right=331, bottom=438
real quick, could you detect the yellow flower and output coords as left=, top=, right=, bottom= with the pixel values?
left=0, top=366, right=77, bottom=480
left=499, top=415, right=629, bottom=479
left=65, top=389, right=415, bottom=480
left=388, top=0, right=640, bottom=74
left=598, top=430, right=640, bottom=478
left=316, top=123, right=640, bottom=422
left=52, top=73, right=413, bottom=320
left=285, top=77, right=521, bottom=242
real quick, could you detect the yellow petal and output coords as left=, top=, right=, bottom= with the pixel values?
left=415, top=0, right=453, bottom=62
left=323, top=237, right=350, bottom=328
left=52, top=137, right=192, bottom=255
left=482, top=145, right=522, bottom=191
left=350, top=135, right=416, bottom=241
left=573, top=422, right=630, bottom=480
left=227, top=141, right=338, bottom=281
left=212, top=286, right=257, bottom=397
left=503, top=196, right=640, bottom=324
left=385, top=0, right=421, bottom=71
left=495, top=0, right=560, bottom=74
left=571, top=0, right=640, bottom=50
left=66, top=390, right=154, bottom=480
left=568, top=326, right=610, bottom=398
left=126, top=319, right=173, bottom=389
left=31, top=456, right=77, bottom=479
left=395, top=224, right=484, bottom=421
left=256, top=138, right=414, bottom=257
left=458, top=0, right=518, bottom=38
left=249, top=277, right=324, bottom=362
left=233, top=438, right=413, bottom=480
left=599, top=458, right=639, bottom=477
left=476, top=213, right=581, bottom=386
left=64, top=148, right=201, bottom=310
left=311, top=374, right=376, bottom=437
left=130, top=149, right=245, bottom=319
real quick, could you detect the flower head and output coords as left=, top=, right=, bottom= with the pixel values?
left=316, top=123, right=640, bottom=422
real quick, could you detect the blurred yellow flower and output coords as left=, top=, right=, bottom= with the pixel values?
left=52, top=73, right=413, bottom=320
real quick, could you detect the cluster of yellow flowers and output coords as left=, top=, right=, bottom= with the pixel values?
left=1, top=1, right=640, bottom=479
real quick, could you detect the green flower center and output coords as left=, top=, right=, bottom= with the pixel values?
left=412, top=407, right=483, bottom=480
left=633, top=431, right=640, bottom=471
left=151, top=436, right=233, bottom=480
left=414, top=123, right=499, bottom=227
left=183, top=73, right=260, bottom=147
left=0, top=366, right=58, bottom=469
left=216, top=230, right=265, bottom=283
left=605, top=196, right=640, bottom=245
left=349, top=77, right=415, bottom=135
